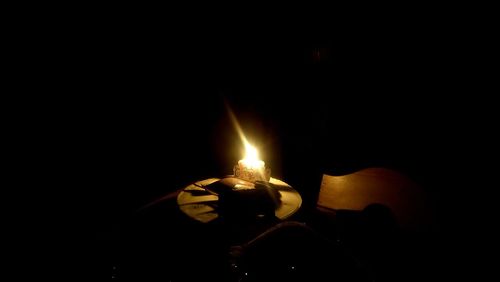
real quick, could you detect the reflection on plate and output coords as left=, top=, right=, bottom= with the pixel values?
left=177, top=177, right=302, bottom=223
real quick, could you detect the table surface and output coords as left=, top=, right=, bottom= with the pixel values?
left=177, top=177, right=302, bottom=223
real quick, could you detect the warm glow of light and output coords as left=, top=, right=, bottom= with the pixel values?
left=244, top=143, right=259, bottom=162
left=225, top=100, right=267, bottom=176
left=241, top=142, right=264, bottom=169
left=225, top=101, right=264, bottom=167
left=225, top=101, right=249, bottom=148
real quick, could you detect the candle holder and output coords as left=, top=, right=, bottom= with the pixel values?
left=233, top=162, right=271, bottom=183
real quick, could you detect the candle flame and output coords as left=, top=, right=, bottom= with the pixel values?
left=240, top=143, right=265, bottom=170
left=244, top=143, right=259, bottom=163
left=225, top=100, right=265, bottom=169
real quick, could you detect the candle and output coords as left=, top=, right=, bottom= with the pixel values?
left=234, top=143, right=271, bottom=182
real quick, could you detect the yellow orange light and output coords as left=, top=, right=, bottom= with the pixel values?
left=242, top=142, right=264, bottom=169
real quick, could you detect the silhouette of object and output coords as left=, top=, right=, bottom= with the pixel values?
left=317, top=167, right=433, bottom=231
left=206, top=178, right=281, bottom=221
left=314, top=168, right=439, bottom=281
left=177, top=177, right=302, bottom=223
left=362, top=203, right=398, bottom=233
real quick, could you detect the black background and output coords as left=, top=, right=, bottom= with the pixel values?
left=32, top=11, right=481, bottom=243
left=19, top=8, right=491, bottom=280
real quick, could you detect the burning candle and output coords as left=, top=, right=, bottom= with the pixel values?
left=234, top=143, right=271, bottom=182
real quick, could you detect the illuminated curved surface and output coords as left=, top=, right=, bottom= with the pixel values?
left=177, top=177, right=302, bottom=223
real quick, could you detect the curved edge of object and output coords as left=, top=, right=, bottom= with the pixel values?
left=317, top=167, right=433, bottom=231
